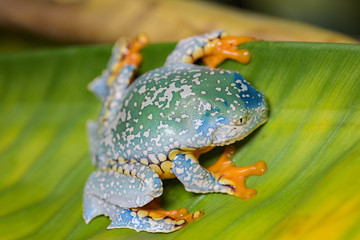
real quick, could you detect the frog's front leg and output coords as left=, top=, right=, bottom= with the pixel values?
left=165, top=30, right=256, bottom=68
left=171, top=146, right=266, bottom=199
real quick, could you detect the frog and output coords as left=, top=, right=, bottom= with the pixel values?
left=83, top=30, right=269, bottom=233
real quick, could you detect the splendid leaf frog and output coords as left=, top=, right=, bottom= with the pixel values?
left=83, top=30, right=268, bottom=233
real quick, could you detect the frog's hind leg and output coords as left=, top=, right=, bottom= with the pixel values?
left=86, top=120, right=102, bottom=166
left=88, top=34, right=149, bottom=101
left=87, top=35, right=148, bottom=167
left=83, top=160, right=203, bottom=232
left=93, top=34, right=148, bottom=129
left=84, top=161, right=162, bottom=211
left=165, top=30, right=255, bottom=68
left=83, top=160, right=162, bottom=230
left=88, top=39, right=129, bottom=101
left=89, top=34, right=148, bottom=134
left=84, top=194, right=202, bottom=232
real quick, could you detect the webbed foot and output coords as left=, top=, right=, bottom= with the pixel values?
left=109, top=33, right=149, bottom=86
left=84, top=193, right=203, bottom=232
left=207, top=145, right=267, bottom=200
left=134, top=202, right=204, bottom=230
left=88, top=34, right=149, bottom=101
left=202, top=36, right=256, bottom=68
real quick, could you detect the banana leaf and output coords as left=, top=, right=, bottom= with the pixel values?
left=0, top=41, right=359, bottom=240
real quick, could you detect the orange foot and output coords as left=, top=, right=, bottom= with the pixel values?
left=207, top=145, right=267, bottom=200
left=121, top=33, right=149, bottom=67
left=108, top=33, right=149, bottom=86
left=202, top=36, right=256, bottom=68
left=135, top=199, right=204, bottom=228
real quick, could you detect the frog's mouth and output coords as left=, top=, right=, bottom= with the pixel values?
left=211, top=114, right=268, bottom=146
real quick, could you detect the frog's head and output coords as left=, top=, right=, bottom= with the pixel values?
left=206, top=72, right=268, bottom=146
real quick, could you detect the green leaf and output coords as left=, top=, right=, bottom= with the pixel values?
left=0, top=41, right=359, bottom=240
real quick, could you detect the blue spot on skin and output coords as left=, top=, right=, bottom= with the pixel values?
left=196, top=117, right=215, bottom=134
left=216, top=116, right=229, bottom=125
left=120, top=209, right=133, bottom=223
left=196, top=118, right=209, bottom=134
left=153, top=177, right=162, bottom=189
left=196, top=115, right=229, bottom=135
left=234, top=72, right=264, bottom=109
left=234, top=72, right=245, bottom=81
left=223, top=100, right=229, bottom=107
left=206, top=107, right=221, bottom=117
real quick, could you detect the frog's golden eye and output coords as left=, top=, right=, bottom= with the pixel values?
left=235, top=116, right=248, bottom=126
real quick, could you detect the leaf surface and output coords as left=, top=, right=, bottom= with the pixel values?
left=0, top=41, right=359, bottom=240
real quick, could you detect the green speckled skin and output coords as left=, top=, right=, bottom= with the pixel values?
left=83, top=30, right=268, bottom=232
left=113, top=65, right=266, bottom=155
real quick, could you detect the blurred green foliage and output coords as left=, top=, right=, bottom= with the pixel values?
left=0, top=29, right=64, bottom=53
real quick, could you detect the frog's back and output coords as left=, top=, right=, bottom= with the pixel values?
left=109, top=65, right=213, bottom=160
left=106, top=64, right=258, bottom=168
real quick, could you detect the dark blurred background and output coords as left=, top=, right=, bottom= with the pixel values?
left=215, top=0, right=360, bottom=37
left=0, top=0, right=358, bottom=53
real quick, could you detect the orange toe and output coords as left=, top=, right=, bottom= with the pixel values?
left=181, top=210, right=204, bottom=223
left=207, top=145, right=267, bottom=200
left=123, top=33, right=149, bottom=67
left=202, top=36, right=257, bottom=68
left=136, top=200, right=204, bottom=224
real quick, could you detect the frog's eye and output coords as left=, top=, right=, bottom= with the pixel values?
left=235, top=116, right=248, bottom=126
